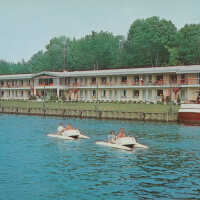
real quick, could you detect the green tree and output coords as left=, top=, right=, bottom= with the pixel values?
left=124, top=16, right=177, bottom=67
left=28, top=50, right=50, bottom=72
left=46, top=36, right=72, bottom=71
left=177, top=24, right=200, bottom=65
left=70, top=31, right=122, bottom=70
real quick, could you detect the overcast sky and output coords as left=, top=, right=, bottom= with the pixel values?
left=0, top=0, right=199, bottom=62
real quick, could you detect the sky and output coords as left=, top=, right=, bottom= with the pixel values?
left=0, top=0, right=200, bottom=62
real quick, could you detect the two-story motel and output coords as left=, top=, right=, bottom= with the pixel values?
left=0, top=65, right=200, bottom=103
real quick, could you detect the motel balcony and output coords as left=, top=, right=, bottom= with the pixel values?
left=0, top=84, right=33, bottom=89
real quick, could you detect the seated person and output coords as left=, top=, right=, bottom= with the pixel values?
left=116, top=128, right=125, bottom=139
left=57, top=123, right=64, bottom=134
left=108, top=130, right=116, bottom=142
left=66, top=123, right=72, bottom=130
left=59, top=123, right=75, bottom=135
left=64, top=123, right=76, bottom=130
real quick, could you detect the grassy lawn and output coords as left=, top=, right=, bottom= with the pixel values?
left=0, top=100, right=179, bottom=113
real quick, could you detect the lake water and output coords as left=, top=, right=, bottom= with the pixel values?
left=0, top=114, right=200, bottom=200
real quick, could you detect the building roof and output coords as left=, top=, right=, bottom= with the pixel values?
left=0, top=73, right=32, bottom=80
left=54, top=65, right=200, bottom=77
left=0, top=65, right=200, bottom=80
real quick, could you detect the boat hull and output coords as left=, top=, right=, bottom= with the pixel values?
left=178, top=112, right=200, bottom=125
left=96, top=141, right=133, bottom=151
left=96, top=141, right=148, bottom=151
left=47, top=133, right=89, bottom=140
left=178, top=104, right=200, bottom=125
left=47, top=134, right=75, bottom=140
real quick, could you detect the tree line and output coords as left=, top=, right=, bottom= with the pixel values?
left=0, top=16, right=200, bottom=74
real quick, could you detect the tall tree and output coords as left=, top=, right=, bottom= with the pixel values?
left=28, top=50, right=50, bottom=72
left=70, top=31, right=122, bottom=70
left=124, top=16, right=177, bottom=67
left=177, top=24, right=200, bottom=65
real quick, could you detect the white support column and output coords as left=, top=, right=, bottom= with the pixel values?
left=57, top=88, right=60, bottom=98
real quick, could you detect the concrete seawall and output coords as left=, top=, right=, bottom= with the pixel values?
left=0, top=106, right=178, bottom=122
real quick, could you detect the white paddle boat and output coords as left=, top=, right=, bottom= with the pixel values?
left=96, top=136, right=148, bottom=151
left=47, top=125, right=89, bottom=140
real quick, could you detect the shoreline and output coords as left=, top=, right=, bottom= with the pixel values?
left=0, top=106, right=178, bottom=122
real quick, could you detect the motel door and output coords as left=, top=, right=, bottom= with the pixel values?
left=148, top=89, right=152, bottom=101
left=143, top=89, right=146, bottom=101
left=180, top=89, right=185, bottom=102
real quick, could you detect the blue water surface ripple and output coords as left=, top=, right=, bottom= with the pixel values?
left=0, top=114, right=200, bottom=200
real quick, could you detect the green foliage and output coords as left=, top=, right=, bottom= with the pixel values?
left=69, top=31, right=123, bottom=70
left=177, top=24, right=200, bottom=65
left=124, top=16, right=177, bottom=67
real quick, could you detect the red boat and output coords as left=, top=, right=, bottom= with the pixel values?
left=178, top=104, right=200, bottom=125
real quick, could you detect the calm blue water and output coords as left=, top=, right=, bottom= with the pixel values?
left=1, top=115, right=200, bottom=200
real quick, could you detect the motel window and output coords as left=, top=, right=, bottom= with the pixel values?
left=91, top=77, right=96, bottom=84
left=21, top=91, right=24, bottom=97
left=101, top=77, right=107, bottom=84
left=121, top=76, right=127, bottom=83
left=80, top=90, right=83, bottom=98
left=8, top=90, right=10, bottom=97
left=102, top=90, right=106, bottom=97
left=12, top=81, right=14, bottom=86
left=181, top=74, right=185, bottom=80
left=109, top=77, right=112, bottom=83
left=141, top=75, right=145, bottom=81
left=181, top=89, right=185, bottom=101
left=123, top=90, right=127, bottom=97
left=109, top=90, right=112, bottom=97
left=148, top=75, right=152, bottom=82
left=84, top=78, right=87, bottom=85
left=157, top=90, right=163, bottom=97
left=28, top=91, right=31, bottom=96
left=20, top=80, right=23, bottom=86
left=170, top=74, right=177, bottom=83
left=1, top=91, right=4, bottom=97
left=92, top=90, right=96, bottom=97
left=114, top=76, right=118, bottom=83
left=133, top=90, right=139, bottom=97
left=148, top=89, right=152, bottom=99
left=0, top=81, right=4, bottom=86
left=134, top=76, right=139, bottom=82
left=67, top=78, right=71, bottom=85
left=64, top=78, right=67, bottom=85
left=27, top=80, right=31, bottom=86
left=84, top=90, right=87, bottom=98
left=80, top=78, right=83, bottom=84
left=156, top=75, right=163, bottom=81
left=114, top=89, right=117, bottom=97
left=198, top=73, right=200, bottom=84
left=121, top=89, right=127, bottom=97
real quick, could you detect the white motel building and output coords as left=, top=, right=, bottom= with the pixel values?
left=0, top=65, right=200, bottom=104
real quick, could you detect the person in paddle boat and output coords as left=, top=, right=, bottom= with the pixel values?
left=60, top=123, right=77, bottom=133
left=108, top=130, right=116, bottom=143
left=57, top=123, right=64, bottom=135
left=116, top=128, right=125, bottom=139
left=65, top=123, right=76, bottom=130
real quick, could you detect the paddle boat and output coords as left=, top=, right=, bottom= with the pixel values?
left=47, top=124, right=89, bottom=140
left=96, top=135, right=148, bottom=151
